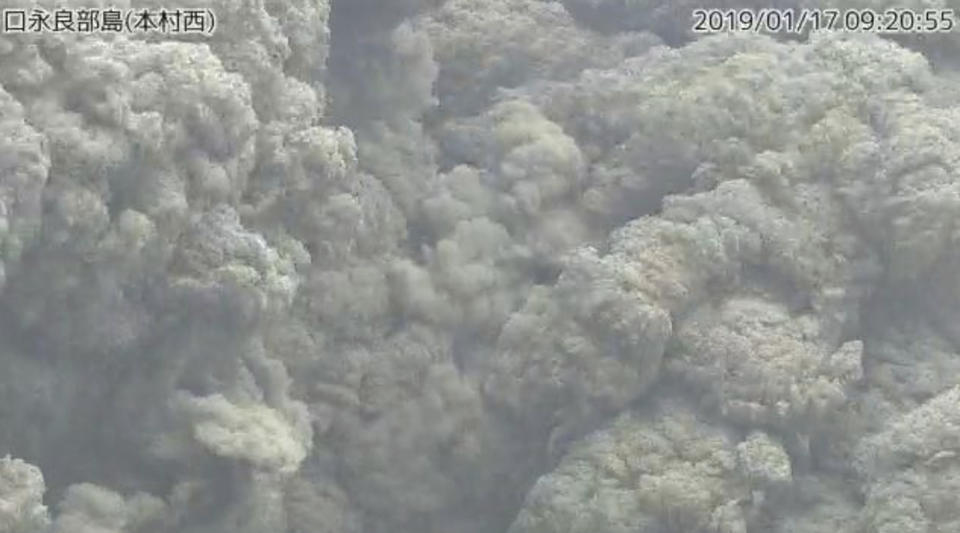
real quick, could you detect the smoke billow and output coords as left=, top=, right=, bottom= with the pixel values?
left=0, top=1, right=959, bottom=532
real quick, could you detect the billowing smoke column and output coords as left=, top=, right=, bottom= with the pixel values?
left=0, top=0, right=959, bottom=532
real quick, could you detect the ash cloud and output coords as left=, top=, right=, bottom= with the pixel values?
left=0, top=1, right=959, bottom=532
